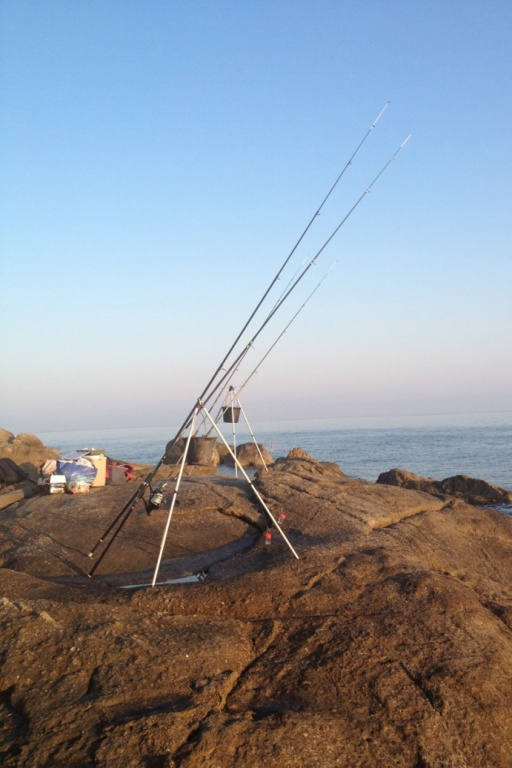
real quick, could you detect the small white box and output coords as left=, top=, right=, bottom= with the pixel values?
left=39, top=474, right=67, bottom=494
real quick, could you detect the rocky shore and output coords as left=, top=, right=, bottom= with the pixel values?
left=1, top=432, right=512, bottom=766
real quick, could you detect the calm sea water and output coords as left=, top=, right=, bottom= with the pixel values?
left=39, top=411, right=512, bottom=493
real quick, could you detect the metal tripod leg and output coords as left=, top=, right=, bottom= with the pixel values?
left=199, top=400, right=299, bottom=559
left=151, top=408, right=199, bottom=586
left=238, top=402, right=268, bottom=471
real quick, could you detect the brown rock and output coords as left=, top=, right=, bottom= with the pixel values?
left=223, top=441, right=273, bottom=468
left=216, top=441, right=231, bottom=462
left=287, top=446, right=313, bottom=460
left=0, top=429, right=60, bottom=483
left=0, top=481, right=40, bottom=510
left=1, top=455, right=512, bottom=766
left=377, top=467, right=512, bottom=506
left=164, top=436, right=221, bottom=469
left=0, top=428, right=14, bottom=444
left=164, top=435, right=186, bottom=463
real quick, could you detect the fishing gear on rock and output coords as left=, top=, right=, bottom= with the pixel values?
left=145, top=480, right=169, bottom=515
left=86, top=104, right=412, bottom=581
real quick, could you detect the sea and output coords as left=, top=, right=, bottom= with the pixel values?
left=39, top=411, right=512, bottom=516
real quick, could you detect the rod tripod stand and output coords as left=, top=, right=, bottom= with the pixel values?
left=87, top=398, right=298, bottom=585
left=214, top=386, right=269, bottom=478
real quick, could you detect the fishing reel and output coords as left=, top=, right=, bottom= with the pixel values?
left=145, top=480, right=168, bottom=515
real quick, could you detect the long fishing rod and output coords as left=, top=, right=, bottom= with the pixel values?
left=127, top=109, right=388, bottom=456
left=205, top=263, right=337, bottom=425
left=173, top=131, right=412, bottom=443
left=87, top=112, right=396, bottom=576
left=259, top=133, right=414, bottom=329
left=89, top=270, right=335, bottom=577
left=172, top=102, right=391, bottom=427
left=236, top=263, right=337, bottom=397
left=192, top=133, right=414, bottom=416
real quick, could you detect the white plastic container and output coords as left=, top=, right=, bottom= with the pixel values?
left=39, top=474, right=66, bottom=494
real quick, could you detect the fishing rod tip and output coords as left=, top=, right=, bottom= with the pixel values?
left=372, top=101, right=391, bottom=126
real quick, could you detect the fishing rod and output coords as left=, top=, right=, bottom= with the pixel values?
left=236, top=263, right=337, bottom=397
left=156, top=130, right=414, bottom=451
left=90, top=268, right=330, bottom=577
left=190, top=101, right=390, bottom=406
left=87, top=111, right=397, bottom=576
left=258, top=133, right=415, bottom=331
left=174, top=131, right=412, bottom=445
left=190, top=132, right=414, bottom=416
left=204, top=263, right=337, bottom=425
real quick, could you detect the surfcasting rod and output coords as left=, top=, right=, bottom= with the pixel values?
left=184, top=101, right=391, bottom=415
left=86, top=112, right=402, bottom=576
left=189, top=132, right=414, bottom=422
left=236, top=264, right=337, bottom=396
left=204, top=263, right=338, bottom=426
left=160, top=102, right=392, bottom=447
left=164, top=131, right=412, bottom=457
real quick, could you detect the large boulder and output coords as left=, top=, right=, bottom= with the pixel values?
left=164, top=436, right=221, bottom=471
left=377, top=467, right=512, bottom=506
left=0, top=428, right=15, bottom=444
left=287, top=447, right=313, bottom=460
left=222, top=441, right=273, bottom=469
left=165, top=438, right=273, bottom=471
left=0, top=429, right=60, bottom=482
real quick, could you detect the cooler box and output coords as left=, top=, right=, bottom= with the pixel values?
left=86, top=450, right=106, bottom=487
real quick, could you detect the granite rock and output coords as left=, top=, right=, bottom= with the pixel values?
left=0, top=453, right=512, bottom=767
left=377, top=467, right=512, bottom=505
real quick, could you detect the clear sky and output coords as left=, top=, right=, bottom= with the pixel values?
left=1, top=0, right=511, bottom=433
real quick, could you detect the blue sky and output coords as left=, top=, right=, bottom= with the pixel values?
left=1, top=0, right=511, bottom=433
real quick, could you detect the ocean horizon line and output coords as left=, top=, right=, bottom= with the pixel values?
left=34, top=408, right=512, bottom=437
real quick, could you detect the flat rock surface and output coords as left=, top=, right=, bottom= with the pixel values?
left=1, top=456, right=512, bottom=767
